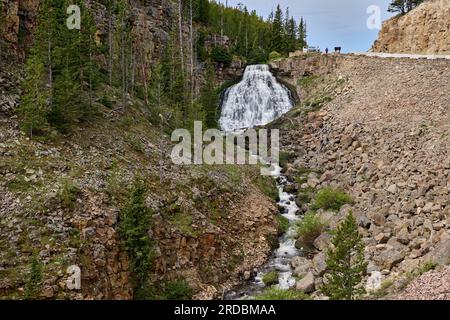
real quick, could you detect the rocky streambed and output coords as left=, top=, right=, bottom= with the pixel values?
left=225, top=165, right=301, bottom=299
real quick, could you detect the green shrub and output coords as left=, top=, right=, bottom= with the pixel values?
left=125, top=133, right=144, bottom=153
left=276, top=215, right=290, bottom=235
left=262, top=271, right=279, bottom=286
left=297, top=212, right=326, bottom=248
left=146, top=278, right=194, bottom=300
left=256, top=175, right=278, bottom=201
left=312, top=187, right=352, bottom=211
left=299, top=75, right=319, bottom=88
left=210, top=46, right=232, bottom=67
left=417, top=261, right=437, bottom=275
left=247, top=47, right=268, bottom=64
left=296, top=186, right=316, bottom=205
left=59, top=179, right=80, bottom=209
left=269, top=51, right=282, bottom=61
left=254, top=287, right=310, bottom=300
left=163, top=279, right=194, bottom=300
left=100, top=94, right=113, bottom=108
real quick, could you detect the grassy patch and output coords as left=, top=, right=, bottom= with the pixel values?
left=299, top=75, right=320, bottom=89
left=169, top=211, right=197, bottom=237
left=255, top=175, right=278, bottom=201
left=105, top=160, right=127, bottom=202
left=6, top=176, right=32, bottom=192
left=276, top=215, right=290, bottom=235
left=125, top=133, right=144, bottom=153
left=297, top=212, right=326, bottom=248
left=163, top=201, right=200, bottom=237
left=227, top=250, right=245, bottom=272
left=312, top=187, right=352, bottom=211
left=58, top=179, right=80, bottom=209
left=262, top=271, right=279, bottom=286
left=371, top=278, right=395, bottom=298
left=254, top=287, right=310, bottom=300
left=397, top=261, right=438, bottom=291
left=24, top=256, right=43, bottom=300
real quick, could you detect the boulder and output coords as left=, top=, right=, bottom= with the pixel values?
left=423, top=239, right=450, bottom=266
left=312, top=252, right=327, bottom=276
left=368, top=212, right=386, bottom=226
left=291, top=256, right=311, bottom=269
left=376, top=248, right=404, bottom=270
left=295, top=271, right=315, bottom=293
left=313, top=233, right=331, bottom=251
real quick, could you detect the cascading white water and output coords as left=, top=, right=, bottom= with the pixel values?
left=219, top=65, right=301, bottom=300
left=219, top=65, right=293, bottom=131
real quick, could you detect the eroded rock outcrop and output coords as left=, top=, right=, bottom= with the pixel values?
left=372, top=0, right=450, bottom=55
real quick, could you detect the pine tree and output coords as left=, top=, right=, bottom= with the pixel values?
left=21, top=0, right=100, bottom=133
left=24, top=256, right=43, bottom=300
left=148, top=63, right=164, bottom=105
left=194, top=0, right=210, bottom=24
left=321, top=212, right=367, bottom=300
left=388, top=0, right=424, bottom=14
left=286, top=17, right=297, bottom=52
left=200, top=63, right=218, bottom=129
left=116, top=0, right=131, bottom=109
left=270, top=5, right=284, bottom=53
left=118, top=179, right=154, bottom=299
left=298, top=17, right=307, bottom=49
left=19, top=55, right=49, bottom=138
left=388, top=0, right=407, bottom=14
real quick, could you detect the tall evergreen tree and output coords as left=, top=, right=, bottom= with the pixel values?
left=24, top=256, right=43, bottom=300
left=298, top=17, right=307, bottom=49
left=270, top=5, right=284, bottom=53
left=19, top=55, right=49, bottom=137
left=200, top=63, right=218, bottom=129
left=321, top=212, right=367, bottom=300
left=194, top=0, right=210, bottom=24
left=286, top=17, right=298, bottom=52
left=20, top=0, right=100, bottom=134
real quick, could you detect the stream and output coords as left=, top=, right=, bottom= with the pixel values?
left=218, top=64, right=300, bottom=299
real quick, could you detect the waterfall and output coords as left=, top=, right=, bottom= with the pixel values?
left=219, top=64, right=294, bottom=132
left=220, top=65, right=301, bottom=300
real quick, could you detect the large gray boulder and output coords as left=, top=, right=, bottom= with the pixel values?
left=296, top=271, right=315, bottom=293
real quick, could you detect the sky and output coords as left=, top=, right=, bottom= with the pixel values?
left=217, top=0, right=396, bottom=53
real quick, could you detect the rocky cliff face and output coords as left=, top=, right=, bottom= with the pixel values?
left=372, top=0, right=450, bottom=55
left=0, top=0, right=175, bottom=78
